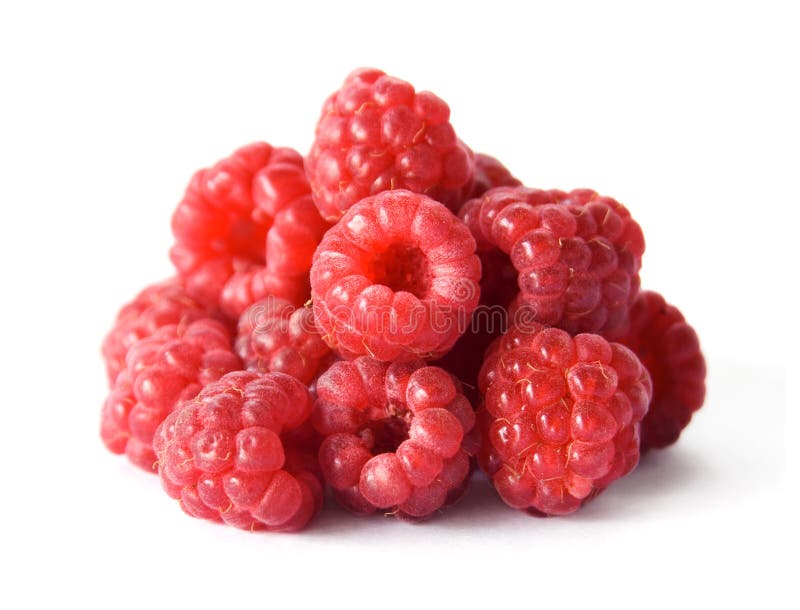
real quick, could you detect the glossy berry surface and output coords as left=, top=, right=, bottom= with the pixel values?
left=101, top=279, right=210, bottom=385
left=170, top=143, right=311, bottom=309
left=478, top=323, right=652, bottom=515
left=154, top=371, right=322, bottom=531
left=100, top=318, right=241, bottom=472
left=311, top=190, right=481, bottom=361
left=460, top=186, right=645, bottom=337
left=313, top=357, right=475, bottom=519
left=462, top=153, right=521, bottom=204
left=235, top=296, right=332, bottom=384
left=306, top=68, right=475, bottom=222
left=619, top=291, right=706, bottom=450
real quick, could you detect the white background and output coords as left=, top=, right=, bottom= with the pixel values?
left=0, top=1, right=795, bottom=608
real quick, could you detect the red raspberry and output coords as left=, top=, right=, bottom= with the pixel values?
left=460, top=186, right=645, bottom=337
left=101, top=279, right=210, bottom=385
left=235, top=297, right=333, bottom=384
left=306, top=68, right=475, bottom=222
left=478, top=322, right=652, bottom=515
left=311, top=190, right=481, bottom=361
left=463, top=153, right=521, bottom=203
left=619, top=291, right=706, bottom=450
left=100, top=318, right=241, bottom=472
left=220, top=192, right=331, bottom=317
left=312, top=357, right=475, bottom=519
left=170, top=143, right=311, bottom=309
left=154, top=371, right=322, bottom=532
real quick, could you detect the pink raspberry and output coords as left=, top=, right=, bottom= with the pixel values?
left=306, top=68, right=475, bottom=222
left=154, top=371, right=322, bottom=532
left=619, top=291, right=706, bottom=450
left=478, top=322, right=652, bottom=515
left=312, top=357, right=475, bottom=519
left=220, top=192, right=331, bottom=317
left=100, top=318, right=241, bottom=472
left=101, top=279, right=211, bottom=385
left=460, top=186, right=645, bottom=337
left=235, top=297, right=333, bottom=384
left=310, top=190, right=481, bottom=361
left=170, top=143, right=311, bottom=309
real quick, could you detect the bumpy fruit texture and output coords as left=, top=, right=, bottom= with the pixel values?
left=312, top=357, right=475, bottom=519
left=311, top=190, right=481, bottom=361
left=170, top=143, right=314, bottom=310
left=462, top=153, right=522, bottom=204
left=478, top=323, right=652, bottom=515
left=154, top=371, right=322, bottom=532
left=460, top=187, right=645, bottom=338
left=101, top=279, right=210, bottom=385
left=306, top=68, right=475, bottom=222
left=619, top=291, right=706, bottom=450
left=100, top=319, right=241, bottom=472
left=221, top=187, right=330, bottom=317
left=235, top=296, right=332, bottom=384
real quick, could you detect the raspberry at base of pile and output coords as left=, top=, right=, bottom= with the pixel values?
left=155, top=371, right=323, bottom=531
left=313, top=357, right=475, bottom=519
left=478, top=323, right=652, bottom=515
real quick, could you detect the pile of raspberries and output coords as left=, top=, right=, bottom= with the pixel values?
left=100, top=68, right=706, bottom=530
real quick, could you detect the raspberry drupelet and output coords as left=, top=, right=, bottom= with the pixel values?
left=101, top=279, right=211, bottom=385
left=306, top=68, right=475, bottom=222
left=235, top=296, right=333, bottom=384
left=478, top=323, right=652, bottom=515
left=154, top=371, right=323, bottom=532
left=460, top=186, right=645, bottom=338
left=170, top=142, right=313, bottom=310
left=462, top=153, right=521, bottom=204
left=100, top=318, right=241, bottom=472
left=310, top=190, right=481, bottom=361
left=312, top=357, right=475, bottom=519
left=619, top=291, right=706, bottom=450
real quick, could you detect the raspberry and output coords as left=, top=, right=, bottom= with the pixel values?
left=101, top=279, right=210, bottom=385
left=235, top=296, right=333, bottom=384
left=100, top=318, right=241, bottom=471
left=170, top=143, right=311, bottom=309
left=460, top=186, right=645, bottom=337
left=154, top=371, right=322, bottom=531
left=478, top=322, right=652, bottom=515
left=311, top=190, right=481, bottom=361
left=463, top=153, right=521, bottom=203
left=619, top=291, right=706, bottom=450
left=306, top=68, right=475, bottom=222
left=220, top=191, right=330, bottom=317
left=312, top=357, right=475, bottom=519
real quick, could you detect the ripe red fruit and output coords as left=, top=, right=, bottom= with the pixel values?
left=460, top=186, right=645, bottom=338
left=101, top=279, right=211, bottom=385
left=235, top=296, right=333, bottom=384
left=100, top=318, right=242, bottom=472
left=306, top=68, right=475, bottom=222
left=312, top=357, right=475, bottom=519
left=310, top=189, right=481, bottom=361
left=154, top=371, right=322, bottom=531
left=170, top=143, right=312, bottom=309
left=478, top=323, right=652, bottom=515
left=619, top=291, right=706, bottom=450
